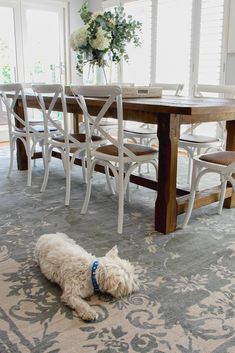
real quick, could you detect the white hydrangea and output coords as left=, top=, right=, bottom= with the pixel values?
left=70, top=25, right=88, bottom=50
left=91, top=28, right=111, bottom=51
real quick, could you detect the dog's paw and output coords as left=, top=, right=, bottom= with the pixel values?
left=80, top=310, right=98, bottom=322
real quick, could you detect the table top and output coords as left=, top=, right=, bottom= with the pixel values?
left=68, top=95, right=235, bottom=115
left=13, top=91, right=235, bottom=116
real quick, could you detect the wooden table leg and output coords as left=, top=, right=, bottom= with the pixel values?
left=155, top=113, right=180, bottom=233
left=73, top=113, right=83, bottom=133
left=15, top=99, right=27, bottom=170
left=224, top=119, right=235, bottom=208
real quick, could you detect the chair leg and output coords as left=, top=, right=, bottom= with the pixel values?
left=7, top=139, right=15, bottom=178
left=65, top=154, right=71, bottom=206
left=126, top=180, right=130, bottom=203
left=125, top=163, right=131, bottom=203
left=186, top=147, right=194, bottom=185
left=117, top=168, right=124, bottom=234
left=138, top=137, right=143, bottom=176
left=40, top=145, right=51, bottom=193
left=146, top=161, right=150, bottom=174
left=81, top=156, right=87, bottom=184
left=149, top=160, right=158, bottom=181
left=218, top=177, right=227, bottom=215
left=41, top=142, right=46, bottom=169
left=182, top=163, right=199, bottom=228
left=81, top=160, right=95, bottom=214
left=105, top=165, right=115, bottom=195
left=26, top=150, right=32, bottom=187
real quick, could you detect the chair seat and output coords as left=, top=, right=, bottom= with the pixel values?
left=52, top=133, right=103, bottom=143
left=96, top=143, right=157, bottom=157
left=124, top=126, right=157, bottom=135
left=83, top=117, right=117, bottom=127
left=15, top=125, right=57, bottom=133
left=199, top=151, right=235, bottom=166
left=95, top=118, right=117, bottom=126
left=180, top=134, right=220, bottom=144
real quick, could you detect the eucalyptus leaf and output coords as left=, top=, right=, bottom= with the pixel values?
left=71, top=1, right=142, bottom=76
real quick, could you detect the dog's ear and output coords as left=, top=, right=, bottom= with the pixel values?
left=106, top=245, right=118, bottom=258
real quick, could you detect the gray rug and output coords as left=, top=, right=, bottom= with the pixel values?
left=0, top=147, right=235, bottom=353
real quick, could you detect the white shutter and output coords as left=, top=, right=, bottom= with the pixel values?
left=197, top=0, right=225, bottom=84
left=122, top=0, right=152, bottom=85
left=155, top=0, right=193, bottom=94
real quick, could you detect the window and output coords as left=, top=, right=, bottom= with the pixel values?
left=156, top=0, right=193, bottom=94
left=122, top=0, right=152, bottom=85
left=0, top=0, right=68, bottom=85
left=23, top=6, right=66, bottom=84
left=0, top=6, right=17, bottom=83
left=0, top=0, right=68, bottom=140
left=197, top=0, right=225, bottom=85
left=102, top=0, right=227, bottom=92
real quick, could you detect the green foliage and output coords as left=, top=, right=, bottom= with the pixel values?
left=79, top=1, right=92, bottom=24
left=72, top=1, right=142, bottom=75
left=2, top=65, right=11, bottom=83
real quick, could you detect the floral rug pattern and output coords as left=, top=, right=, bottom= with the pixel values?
left=0, top=148, right=235, bottom=353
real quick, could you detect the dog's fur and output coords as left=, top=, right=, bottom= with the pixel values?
left=34, top=233, right=139, bottom=321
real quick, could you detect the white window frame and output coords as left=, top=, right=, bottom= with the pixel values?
left=0, top=0, right=70, bottom=84
left=102, top=0, right=230, bottom=92
left=0, top=0, right=23, bottom=81
left=190, top=0, right=230, bottom=93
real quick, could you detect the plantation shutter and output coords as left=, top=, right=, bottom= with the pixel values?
left=197, top=0, right=225, bottom=85
left=122, top=0, right=152, bottom=85
left=155, top=0, right=193, bottom=94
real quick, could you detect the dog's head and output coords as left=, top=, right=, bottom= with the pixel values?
left=97, top=246, right=139, bottom=298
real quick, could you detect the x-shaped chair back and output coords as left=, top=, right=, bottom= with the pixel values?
left=70, top=85, right=138, bottom=162
left=32, top=84, right=85, bottom=150
left=0, top=83, right=37, bottom=135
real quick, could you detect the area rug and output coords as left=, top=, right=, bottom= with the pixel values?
left=0, top=147, right=235, bottom=353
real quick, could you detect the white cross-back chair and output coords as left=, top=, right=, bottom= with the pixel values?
left=179, top=84, right=235, bottom=184
left=32, top=84, right=104, bottom=206
left=182, top=151, right=235, bottom=228
left=0, top=83, right=54, bottom=186
left=70, top=85, right=158, bottom=234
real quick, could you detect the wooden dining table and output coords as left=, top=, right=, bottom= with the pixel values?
left=14, top=93, right=235, bottom=234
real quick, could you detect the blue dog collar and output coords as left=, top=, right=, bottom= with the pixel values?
left=91, top=260, right=100, bottom=291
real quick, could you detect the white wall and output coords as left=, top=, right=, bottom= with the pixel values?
left=88, top=0, right=102, bottom=11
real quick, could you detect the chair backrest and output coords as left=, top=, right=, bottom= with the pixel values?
left=70, top=85, right=138, bottom=162
left=150, top=83, right=184, bottom=96
left=0, top=83, right=31, bottom=134
left=194, top=84, right=235, bottom=98
left=32, top=84, right=75, bottom=145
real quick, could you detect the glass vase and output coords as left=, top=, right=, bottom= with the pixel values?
left=83, top=61, right=112, bottom=85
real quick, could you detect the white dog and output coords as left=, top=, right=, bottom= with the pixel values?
left=34, top=233, right=139, bottom=321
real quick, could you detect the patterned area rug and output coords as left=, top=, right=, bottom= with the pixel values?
left=1, top=147, right=235, bottom=353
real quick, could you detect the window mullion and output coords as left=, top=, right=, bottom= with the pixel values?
left=5, top=0, right=25, bottom=82
left=220, top=0, right=229, bottom=84
left=189, top=0, right=201, bottom=95
left=150, top=0, right=157, bottom=84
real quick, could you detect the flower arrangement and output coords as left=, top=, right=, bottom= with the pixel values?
left=70, top=1, right=142, bottom=77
